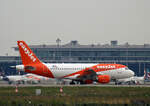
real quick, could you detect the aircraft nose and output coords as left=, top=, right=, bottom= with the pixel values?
left=130, top=70, right=135, bottom=76
left=0, top=76, right=2, bottom=80
left=2, top=76, right=9, bottom=81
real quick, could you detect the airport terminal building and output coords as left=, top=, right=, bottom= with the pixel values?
left=1, top=40, right=150, bottom=76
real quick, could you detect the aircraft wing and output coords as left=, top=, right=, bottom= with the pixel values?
left=75, top=68, right=110, bottom=84
left=77, top=69, right=97, bottom=81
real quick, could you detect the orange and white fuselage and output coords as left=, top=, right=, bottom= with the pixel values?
left=16, top=63, right=134, bottom=80
left=45, top=63, right=133, bottom=79
left=16, top=41, right=135, bottom=84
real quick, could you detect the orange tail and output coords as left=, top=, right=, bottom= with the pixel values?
left=17, top=41, right=41, bottom=65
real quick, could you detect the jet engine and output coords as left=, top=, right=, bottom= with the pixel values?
left=13, top=65, right=25, bottom=71
left=97, top=75, right=110, bottom=84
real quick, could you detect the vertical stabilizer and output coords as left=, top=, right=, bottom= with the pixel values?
left=17, top=41, right=41, bottom=65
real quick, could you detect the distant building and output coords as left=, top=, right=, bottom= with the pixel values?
left=1, top=40, right=150, bottom=76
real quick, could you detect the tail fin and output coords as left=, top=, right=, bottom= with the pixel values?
left=17, top=41, right=41, bottom=65
left=144, top=68, right=146, bottom=80
left=147, top=69, right=150, bottom=79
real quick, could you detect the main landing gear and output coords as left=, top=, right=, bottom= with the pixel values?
left=70, top=80, right=76, bottom=85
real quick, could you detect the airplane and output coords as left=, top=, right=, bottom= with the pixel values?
left=116, top=76, right=145, bottom=85
left=115, top=69, right=148, bottom=85
left=1, top=73, right=50, bottom=84
left=13, top=41, right=135, bottom=84
left=146, top=69, right=150, bottom=80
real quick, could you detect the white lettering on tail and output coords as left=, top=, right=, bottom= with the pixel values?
left=19, top=42, right=36, bottom=62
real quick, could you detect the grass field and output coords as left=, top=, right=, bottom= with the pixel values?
left=0, top=86, right=150, bottom=105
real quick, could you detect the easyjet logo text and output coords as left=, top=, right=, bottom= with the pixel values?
left=19, top=42, right=36, bottom=62
left=97, top=65, right=116, bottom=69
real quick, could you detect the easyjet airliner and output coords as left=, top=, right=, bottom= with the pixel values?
left=1, top=73, right=50, bottom=84
left=14, top=41, right=134, bottom=84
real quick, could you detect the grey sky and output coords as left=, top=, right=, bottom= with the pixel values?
left=0, top=0, right=150, bottom=56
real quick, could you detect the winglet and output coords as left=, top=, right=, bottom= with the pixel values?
left=17, top=41, right=41, bottom=65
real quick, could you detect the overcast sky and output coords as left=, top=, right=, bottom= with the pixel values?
left=0, top=0, right=150, bottom=56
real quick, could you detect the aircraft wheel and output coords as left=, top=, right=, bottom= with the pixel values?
left=70, top=81, right=75, bottom=85
left=115, top=82, right=118, bottom=85
left=8, top=81, right=12, bottom=85
left=22, top=81, right=25, bottom=84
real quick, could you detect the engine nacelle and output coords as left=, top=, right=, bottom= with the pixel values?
left=16, top=65, right=25, bottom=71
left=97, top=75, right=110, bottom=84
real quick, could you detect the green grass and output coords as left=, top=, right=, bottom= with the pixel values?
left=0, top=86, right=150, bottom=105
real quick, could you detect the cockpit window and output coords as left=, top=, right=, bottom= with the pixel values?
left=125, top=67, right=129, bottom=70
